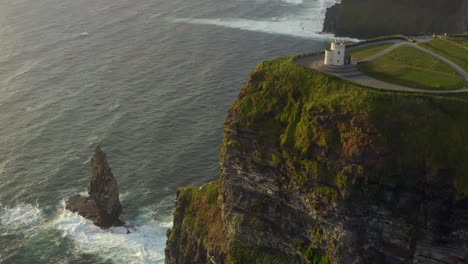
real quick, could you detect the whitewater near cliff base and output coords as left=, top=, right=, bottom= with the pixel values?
left=0, top=0, right=341, bottom=263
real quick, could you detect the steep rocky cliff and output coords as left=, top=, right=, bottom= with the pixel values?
left=323, top=0, right=468, bottom=38
left=165, top=57, right=468, bottom=263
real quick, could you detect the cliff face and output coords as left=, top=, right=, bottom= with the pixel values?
left=165, top=57, right=468, bottom=263
left=323, top=0, right=468, bottom=38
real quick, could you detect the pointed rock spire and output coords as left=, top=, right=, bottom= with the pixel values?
left=88, top=145, right=122, bottom=217
left=66, top=146, right=122, bottom=228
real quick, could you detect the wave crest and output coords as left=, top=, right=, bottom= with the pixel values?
left=53, top=202, right=171, bottom=264
left=0, top=203, right=44, bottom=228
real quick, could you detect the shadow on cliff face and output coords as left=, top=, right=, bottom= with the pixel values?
left=323, top=0, right=468, bottom=38
left=165, top=57, right=468, bottom=263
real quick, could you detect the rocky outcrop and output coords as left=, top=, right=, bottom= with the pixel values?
left=165, top=58, right=468, bottom=263
left=66, top=146, right=122, bottom=228
left=322, top=0, right=468, bottom=38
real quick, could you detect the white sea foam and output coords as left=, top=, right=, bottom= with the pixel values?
left=0, top=159, right=9, bottom=176
left=86, top=136, right=100, bottom=148
left=280, top=0, right=303, bottom=4
left=171, top=0, right=360, bottom=42
left=53, top=202, right=171, bottom=264
left=0, top=203, right=44, bottom=228
left=172, top=18, right=358, bottom=42
left=2, top=59, right=40, bottom=85
left=109, top=104, right=121, bottom=111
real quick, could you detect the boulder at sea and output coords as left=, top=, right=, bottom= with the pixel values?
left=66, top=146, right=123, bottom=228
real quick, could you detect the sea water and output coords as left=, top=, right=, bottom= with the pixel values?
left=0, top=0, right=341, bottom=262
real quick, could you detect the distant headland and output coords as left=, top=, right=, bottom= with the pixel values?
left=323, top=0, right=468, bottom=38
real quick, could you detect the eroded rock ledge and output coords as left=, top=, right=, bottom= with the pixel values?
left=66, top=146, right=122, bottom=228
left=165, top=58, right=468, bottom=263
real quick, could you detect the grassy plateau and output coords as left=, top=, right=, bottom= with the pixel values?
left=347, top=43, right=394, bottom=60
left=420, top=38, right=468, bottom=72
left=358, top=45, right=466, bottom=90
left=232, top=56, right=468, bottom=196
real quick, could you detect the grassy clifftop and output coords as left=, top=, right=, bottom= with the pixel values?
left=230, top=56, right=468, bottom=196
left=166, top=56, right=468, bottom=263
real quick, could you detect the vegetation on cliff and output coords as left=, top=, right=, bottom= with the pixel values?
left=230, top=56, right=468, bottom=195
left=450, top=37, right=468, bottom=47
left=166, top=55, right=468, bottom=263
left=166, top=181, right=223, bottom=262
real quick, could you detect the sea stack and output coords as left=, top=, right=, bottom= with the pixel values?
left=66, top=146, right=123, bottom=228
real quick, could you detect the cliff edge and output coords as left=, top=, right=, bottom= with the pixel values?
left=323, top=0, right=468, bottom=38
left=165, top=57, right=468, bottom=263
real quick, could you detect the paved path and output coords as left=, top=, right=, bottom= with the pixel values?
left=295, top=38, right=468, bottom=94
left=410, top=43, right=468, bottom=81
left=354, top=41, right=406, bottom=63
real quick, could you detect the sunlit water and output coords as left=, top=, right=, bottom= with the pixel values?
left=0, top=0, right=342, bottom=262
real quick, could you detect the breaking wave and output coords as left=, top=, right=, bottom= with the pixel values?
left=281, top=0, right=304, bottom=4
left=0, top=202, right=172, bottom=263
left=53, top=202, right=171, bottom=264
left=0, top=203, right=44, bottom=229
left=171, top=17, right=358, bottom=42
left=170, top=0, right=357, bottom=41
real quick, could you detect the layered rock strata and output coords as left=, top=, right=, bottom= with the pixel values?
left=165, top=57, right=468, bottom=263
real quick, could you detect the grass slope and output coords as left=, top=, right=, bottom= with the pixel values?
left=358, top=45, right=466, bottom=90
left=347, top=43, right=394, bottom=60
left=232, top=56, right=468, bottom=196
left=420, top=38, right=468, bottom=72
left=168, top=181, right=224, bottom=262
left=169, top=56, right=468, bottom=263
left=449, top=38, right=468, bottom=47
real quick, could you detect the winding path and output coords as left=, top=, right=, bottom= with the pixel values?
left=410, top=44, right=468, bottom=81
left=295, top=37, right=468, bottom=94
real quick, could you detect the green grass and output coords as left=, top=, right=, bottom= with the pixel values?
left=449, top=38, right=468, bottom=47
left=345, top=35, right=414, bottom=48
left=170, top=181, right=223, bottom=248
left=419, top=38, right=468, bottom=72
left=229, top=243, right=299, bottom=264
left=182, top=181, right=220, bottom=207
left=169, top=55, right=468, bottom=262
left=358, top=45, right=466, bottom=90
left=305, top=247, right=330, bottom=264
left=230, top=56, right=468, bottom=196
left=314, top=186, right=339, bottom=203
left=347, top=43, right=394, bottom=60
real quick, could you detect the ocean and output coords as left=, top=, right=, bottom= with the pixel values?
left=0, top=0, right=344, bottom=262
